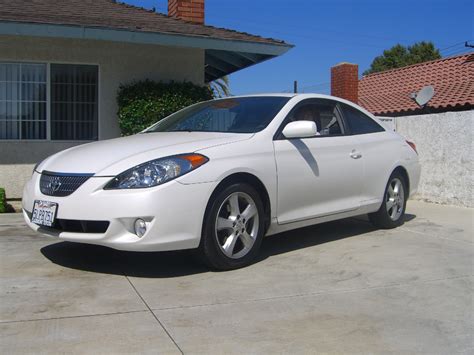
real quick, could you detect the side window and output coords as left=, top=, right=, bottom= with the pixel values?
left=288, top=101, right=343, bottom=136
left=341, top=104, right=384, bottom=135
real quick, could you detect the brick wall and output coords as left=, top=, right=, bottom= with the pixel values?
left=331, top=63, right=358, bottom=103
left=168, top=0, right=205, bottom=24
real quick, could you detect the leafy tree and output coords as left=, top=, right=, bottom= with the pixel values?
left=208, top=76, right=231, bottom=98
left=363, top=41, right=441, bottom=75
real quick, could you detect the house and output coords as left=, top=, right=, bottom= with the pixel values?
left=330, top=54, right=474, bottom=207
left=0, top=0, right=292, bottom=199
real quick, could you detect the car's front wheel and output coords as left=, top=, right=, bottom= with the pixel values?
left=369, top=171, right=408, bottom=229
left=198, top=183, right=265, bottom=270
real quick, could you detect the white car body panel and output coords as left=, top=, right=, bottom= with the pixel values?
left=23, top=173, right=217, bottom=251
left=37, top=132, right=253, bottom=176
left=23, top=93, right=421, bottom=252
left=273, top=135, right=363, bottom=224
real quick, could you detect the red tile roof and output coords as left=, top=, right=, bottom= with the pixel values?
left=359, top=53, right=474, bottom=116
left=0, top=0, right=288, bottom=46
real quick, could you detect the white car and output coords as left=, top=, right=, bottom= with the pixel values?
left=23, top=94, right=420, bottom=270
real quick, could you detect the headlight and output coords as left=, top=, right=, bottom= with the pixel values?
left=104, top=154, right=208, bottom=189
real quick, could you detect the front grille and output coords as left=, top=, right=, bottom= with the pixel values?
left=40, top=171, right=93, bottom=197
left=52, top=219, right=110, bottom=233
left=26, top=210, right=109, bottom=234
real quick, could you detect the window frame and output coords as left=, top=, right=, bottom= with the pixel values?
left=0, top=60, right=100, bottom=142
left=273, top=98, right=349, bottom=140
left=338, top=102, right=386, bottom=136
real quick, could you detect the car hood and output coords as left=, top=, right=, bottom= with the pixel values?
left=38, top=132, right=253, bottom=176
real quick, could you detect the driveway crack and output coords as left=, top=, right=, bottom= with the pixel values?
left=124, top=275, right=184, bottom=355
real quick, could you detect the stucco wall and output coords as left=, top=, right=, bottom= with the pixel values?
left=0, top=35, right=205, bottom=198
left=394, top=110, right=473, bottom=207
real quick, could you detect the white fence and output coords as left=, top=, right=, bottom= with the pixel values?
left=386, top=110, right=473, bottom=208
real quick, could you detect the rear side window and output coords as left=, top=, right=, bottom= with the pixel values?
left=341, top=104, right=385, bottom=135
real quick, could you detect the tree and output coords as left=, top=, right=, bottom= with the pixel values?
left=208, top=76, right=231, bottom=98
left=363, top=41, right=441, bottom=75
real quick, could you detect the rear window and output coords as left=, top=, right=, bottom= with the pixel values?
left=341, top=104, right=385, bottom=135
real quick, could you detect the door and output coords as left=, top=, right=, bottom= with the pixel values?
left=273, top=99, right=364, bottom=224
left=338, top=103, right=397, bottom=205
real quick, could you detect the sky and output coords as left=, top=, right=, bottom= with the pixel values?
left=124, top=0, right=473, bottom=95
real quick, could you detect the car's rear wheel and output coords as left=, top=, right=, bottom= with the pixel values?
left=369, top=171, right=407, bottom=229
left=198, top=183, right=265, bottom=270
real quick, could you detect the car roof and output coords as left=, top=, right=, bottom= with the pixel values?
left=228, top=93, right=349, bottom=100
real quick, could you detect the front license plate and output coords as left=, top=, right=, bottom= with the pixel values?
left=31, top=200, right=58, bottom=227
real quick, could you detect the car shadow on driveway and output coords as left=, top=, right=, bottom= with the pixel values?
left=40, top=214, right=416, bottom=278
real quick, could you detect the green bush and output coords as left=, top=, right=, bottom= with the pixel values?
left=0, top=188, right=6, bottom=213
left=117, top=80, right=213, bottom=136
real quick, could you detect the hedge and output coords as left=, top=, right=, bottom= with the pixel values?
left=117, top=80, right=213, bottom=136
left=0, top=188, right=6, bottom=213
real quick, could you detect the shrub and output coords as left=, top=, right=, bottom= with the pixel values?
left=117, top=80, right=213, bottom=136
left=0, top=188, right=6, bottom=213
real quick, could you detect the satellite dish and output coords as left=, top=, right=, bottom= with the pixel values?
left=413, top=85, right=435, bottom=106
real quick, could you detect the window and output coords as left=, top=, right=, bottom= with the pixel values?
left=51, top=64, right=98, bottom=140
left=287, top=100, right=343, bottom=136
left=0, top=62, right=98, bottom=140
left=147, top=97, right=290, bottom=134
left=0, top=63, right=47, bottom=139
left=340, top=103, right=384, bottom=135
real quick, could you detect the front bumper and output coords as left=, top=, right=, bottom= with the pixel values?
left=22, top=172, right=216, bottom=251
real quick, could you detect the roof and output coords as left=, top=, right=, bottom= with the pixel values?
left=0, top=0, right=293, bottom=82
left=359, top=53, right=474, bottom=116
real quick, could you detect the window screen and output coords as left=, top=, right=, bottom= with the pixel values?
left=0, top=63, right=47, bottom=139
left=341, top=104, right=384, bottom=135
left=51, top=64, right=98, bottom=140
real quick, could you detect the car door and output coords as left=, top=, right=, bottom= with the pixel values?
left=339, top=103, right=399, bottom=205
left=273, top=99, right=364, bottom=224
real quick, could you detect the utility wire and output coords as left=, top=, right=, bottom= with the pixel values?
left=442, top=44, right=469, bottom=55
left=207, top=14, right=417, bottom=44
left=206, top=14, right=471, bottom=51
left=204, top=17, right=391, bottom=49
left=442, top=48, right=466, bottom=56
left=442, top=45, right=473, bottom=57
left=299, top=82, right=330, bottom=91
left=440, top=40, right=473, bottom=52
left=444, top=48, right=474, bottom=57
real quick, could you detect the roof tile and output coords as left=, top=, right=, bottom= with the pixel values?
left=359, top=53, right=474, bottom=115
left=0, top=0, right=288, bottom=46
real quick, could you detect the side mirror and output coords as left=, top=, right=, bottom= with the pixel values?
left=282, top=121, right=317, bottom=139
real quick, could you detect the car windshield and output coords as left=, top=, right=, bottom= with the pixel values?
left=145, top=96, right=290, bottom=134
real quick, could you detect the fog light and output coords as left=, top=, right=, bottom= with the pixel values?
left=134, top=219, right=147, bottom=238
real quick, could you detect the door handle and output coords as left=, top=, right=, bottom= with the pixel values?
left=350, top=150, right=362, bottom=159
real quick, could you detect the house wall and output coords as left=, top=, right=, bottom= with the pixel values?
left=0, top=35, right=205, bottom=198
left=392, top=110, right=473, bottom=208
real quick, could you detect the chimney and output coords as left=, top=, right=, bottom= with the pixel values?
left=168, top=0, right=205, bottom=24
left=330, top=62, right=359, bottom=103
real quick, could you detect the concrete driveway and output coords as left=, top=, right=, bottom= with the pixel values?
left=0, top=201, right=472, bottom=354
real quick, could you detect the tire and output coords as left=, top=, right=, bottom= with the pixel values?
left=198, top=183, right=265, bottom=270
left=369, top=171, right=408, bottom=229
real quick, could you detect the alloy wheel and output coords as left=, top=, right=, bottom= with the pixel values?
left=215, top=192, right=260, bottom=259
left=386, top=178, right=405, bottom=221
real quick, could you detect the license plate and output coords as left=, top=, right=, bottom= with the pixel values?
left=31, top=200, right=58, bottom=227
